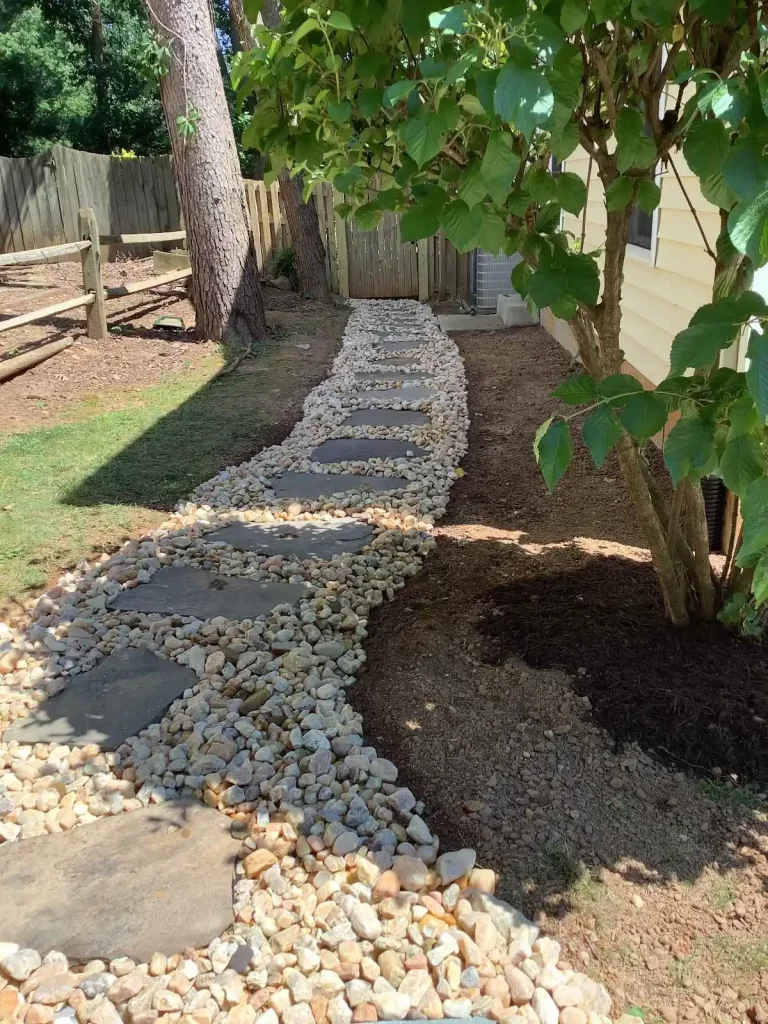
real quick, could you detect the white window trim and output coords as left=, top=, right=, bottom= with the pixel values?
left=625, top=88, right=669, bottom=267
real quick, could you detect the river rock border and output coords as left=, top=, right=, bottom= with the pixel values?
left=0, top=300, right=615, bottom=1024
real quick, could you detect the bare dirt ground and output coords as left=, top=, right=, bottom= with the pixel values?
left=356, top=325, right=768, bottom=1024
left=0, top=257, right=341, bottom=434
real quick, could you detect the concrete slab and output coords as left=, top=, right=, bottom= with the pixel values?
left=206, top=519, right=374, bottom=559
left=267, top=472, right=409, bottom=500
left=111, top=566, right=304, bottom=619
left=497, top=294, right=538, bottom=326
left=348, top=387, right=435, bottom=403
left=438, top=313, right=504, bottom=331
left=311, top=439, right=429, bottom=463
left=343, top=409, right=430, bottom=427
left=0, top=801, right=240, bottom=962
left=376, top=340, right=424, bottom=352
left=354, top=371, right=433, bottom=382
left=3, top=648, right=197, bottom=747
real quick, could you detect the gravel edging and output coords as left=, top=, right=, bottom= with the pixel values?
left=0, top=301, right=617, bottom=1024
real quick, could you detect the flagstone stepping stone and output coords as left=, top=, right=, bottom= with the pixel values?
left=205, top=518, right=374, bottom=558
left=0, top=801, right=240, bottom=962
left=3, top=648, right=197, bottom=747
left=267, top=472, right=409, bottom=500
left=355, top=371, right=433, bottom=382
left=349, top=387, right=435, bottom=403
left=344, top=408, right=430, bottom=427
left=111, top=566, right=304, bottom=620
left=373, top=355, right=421, bottom=365
left=311, top=439, right=430, bottom=463
left=376, top=340, right=424, bottom=352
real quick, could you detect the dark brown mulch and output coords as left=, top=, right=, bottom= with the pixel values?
left=479, top=558, right=768, bottom=785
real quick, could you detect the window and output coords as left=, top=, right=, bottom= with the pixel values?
left=628, top=204, right=654, bottom=251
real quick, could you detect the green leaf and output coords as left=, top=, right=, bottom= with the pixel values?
left=753, top=554, right=768, bottom=606
left=511, top=260, right=531, bottom=298
left=729, top=190, right=768, bottom=265
left=599, top=373, right=644, bottom=404
left=326, top=10, right=355, bottom=30
left=560, top=0, right=588, bottom=31
left=428, top=5, right=469, bottom=33
left=636, top=179, right=661, bottom=214
left=398, top=113, right=446, bottom=168
left=536, top=202, right=562, bottom=234
left=354, top=203, right=382, bottom=229
left=476, top=208, right=506, bottom=253
left=528, top=267, right=567, bottom=308
left=683, top=118, right=729, bottom=179
left=746, top=330, right=768, bottom=422
left=605, top=177, right=634, bottom=211
left=494, top=62, right=555, bottom=138
left=384, top=80, right=417, bottom=107
left=709, top=80, right=748, bottom=125
left=555, top=172, right=586, bottom=215
left=333, top=166, right=363, bottom=192
left=723, top=138, right=768, bottom=201
left=480, top=131, right=521, bottom=205
left=582, top=405, right=622, bottom=467
left=700, top=167, right=738, bottom=210
left=534, top=417, right=574, bottom=492
left=728, top=393, right=759, bottom=440
left=458, top=160, right=488, bottom=208
left=663, top=415, right=716, bottom=484
left=441, top=199, right=481, bottom=252
left=400, top=204, right=441, bottom=242
left=458, top=93, right=486, bottom=116
left=552, top=373, right=599, bottom=405
left=719, top=434, right=764, bottom=496
left=327, top=99, right=351, bottom=124
left=550, top=295, right=578, bottom=319
left=737, top=477, right=768, bottom=566
left=551, top=119, right=580, bottom=160
left=619, top=391, right=668, bottom=440
left=615, top=108, right=656, bottom=173
left=671, top=293, right=767, bottom=372
left=527, top=168, right=558, bottom=204
left=420, top=57, right=448, bottom=79
left=561, top=251, right=600, bottom=305
left=292, top=18, right=319, bottom=42
left=357, top=88, right=383, bottom=118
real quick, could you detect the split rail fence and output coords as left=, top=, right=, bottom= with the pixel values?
left=1, top=146, right=469, bottom=302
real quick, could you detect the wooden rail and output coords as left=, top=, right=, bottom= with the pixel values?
left=99, top=229, right=187, bottom=245
left=105, top=267, right=191, bottom=298
left=0, top=293, right=94, bottom=335
left=0, top=240, right=91, bottom=268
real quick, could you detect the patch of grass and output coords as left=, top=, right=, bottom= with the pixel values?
left=0, top=353, right=281, bottom=611
left=711, top=877, right=737, bottom=910
left=706, top=935, right=768, bottom=982
left=669, top=952, right=697, bottom=988
left=698, top=779, right=763, bottom=810
left=544, top=841, right=585, bottom=889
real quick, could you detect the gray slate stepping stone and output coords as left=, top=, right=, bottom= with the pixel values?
left=349, top=387, right=435, bottom=402
left=344, top=408, right=430, bottom=427
left=4, top=648, right=197, bottom=747
left=267, top=472, right=409, bottom=500
left=205, top=518, right=373, bottom=559
left=111, top=566, right=304, bottom=619
left=354, top=371, right=433, bottom=382
left=0, top=801, right=240, bottom=962
left=311, top=439, right=429, bottom=463
left=373, top=355, right=421, bottom=365
left=376, top=340, right=424, bottom=352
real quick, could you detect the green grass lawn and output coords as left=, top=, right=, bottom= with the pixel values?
left=0, top=355, right=277, bottom=613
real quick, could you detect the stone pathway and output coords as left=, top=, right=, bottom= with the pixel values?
left=0, top=301, right=617, bottom=1024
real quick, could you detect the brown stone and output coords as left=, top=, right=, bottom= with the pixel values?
left=311, top=995, right=329, bottom=1024
left=25, top=1007, right=54, bottom=1024
left=352, top=1003, right=377, bottom=1022
left=242, top=849, right=278, bottom=879
left=503, top=966, right=534, bottom=1006
left=484, top=976, right=511, bottom=1007
left=372, top=871, right=400, bottom=902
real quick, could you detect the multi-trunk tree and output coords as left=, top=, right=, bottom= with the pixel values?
left=240, top=0, right=768, bottom=632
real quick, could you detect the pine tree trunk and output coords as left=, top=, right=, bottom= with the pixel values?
left=279, top=170, right=331, bottom=302
left=145, top=0, right=267, bottom=347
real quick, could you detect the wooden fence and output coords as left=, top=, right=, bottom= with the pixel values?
left=1, top=146, right=469, bottom=300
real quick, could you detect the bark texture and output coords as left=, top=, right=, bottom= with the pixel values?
left=279, top=170, right=331, bottom=302
left=145, top=0, right=267, bottom=346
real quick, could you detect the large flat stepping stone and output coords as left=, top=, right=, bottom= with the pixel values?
left=349, top=386, right=435, bottom=403
left=206, top=518, right=373, bottom=558
left=0, top=801, right=240, bottom=962
left=268, top=472, right=409, bottom=500
left=355, top=371, right=433, bottom=382
left=4, top=648, right=197, bottom=747
left=376, top=340, right=424, bottom=352
left=344, top=408, right=431, bottom=427
left=373, top=355, right=421, bottom=365
left=311, top=439, right=430, bottom=463
left=111, top=566, right=304, bottom=619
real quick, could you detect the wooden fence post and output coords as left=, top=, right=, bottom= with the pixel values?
left=79, top=208, right=107, bottom=340
left=332, top=187, right=350, bottom=298
left=418, top=240, right=429, bottom=301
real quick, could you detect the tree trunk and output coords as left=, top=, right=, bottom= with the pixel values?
left=145, top=0, right=267, bottom=347
left=229, top=0, right=254, bottom=49
left=279, top=170, right=331, bottom=301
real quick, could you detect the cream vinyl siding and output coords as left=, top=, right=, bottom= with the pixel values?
left=558, top=149, right=718, bottom=385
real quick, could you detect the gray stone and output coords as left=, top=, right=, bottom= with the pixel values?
left=343, top=409, right=430, bottom=427
left=111, top=567, right=304, bottom=620
left=438, top=313, right=504, bottom=331
left=4, top=648, right=197, bottom=747
left=354, top=372, right=433, bottom=382
left=310, top=440, right=429, bottom=464
left=372, top=356, right=421, bottom=366
left=348, top=387, right=435, bottom=403
left=205, top=519, right=373, bottom=559
left=375, top=341, right=424, bottom=352
left=267, top=473, right=409, bottom=500
left=0, top=802, right=240, bottom=962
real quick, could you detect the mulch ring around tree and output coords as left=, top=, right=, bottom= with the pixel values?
left=479, top=554, right=768, bottom=787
